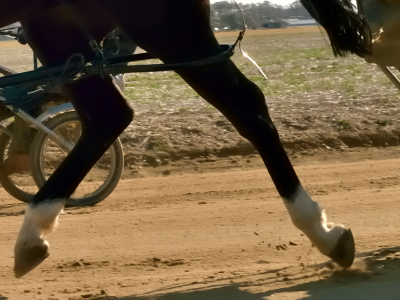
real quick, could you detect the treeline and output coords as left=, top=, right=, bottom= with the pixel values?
left=211, top=0, right=311, bottom=29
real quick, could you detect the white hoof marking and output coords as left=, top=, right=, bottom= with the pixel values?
left=15, top=199, right=65, bottom=251
left=282, top=185, right=345, bottom=256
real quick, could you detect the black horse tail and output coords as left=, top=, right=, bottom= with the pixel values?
left=301, top=0, right=372, bottom=57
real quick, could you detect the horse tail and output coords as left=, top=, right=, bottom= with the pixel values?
left=301, top=0, right=372, bottom=57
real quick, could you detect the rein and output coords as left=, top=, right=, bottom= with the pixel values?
left=85, top=45, right=235, bottom=75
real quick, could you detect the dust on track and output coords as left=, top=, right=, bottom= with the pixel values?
left=0, top=147, right=399, bottom=299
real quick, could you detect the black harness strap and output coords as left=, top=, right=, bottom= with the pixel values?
left=57, top=0, right=242, bottom=73
left=92, top=45, right=235, bottom=75
left=58, top=0, right=107, bottom=79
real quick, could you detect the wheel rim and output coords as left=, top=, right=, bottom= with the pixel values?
left=4, top=138, right=38, bottom=196
left=38, top=120, right=118, bottom=200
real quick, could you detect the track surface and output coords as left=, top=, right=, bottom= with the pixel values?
left=0, top=151, right=400, bottom=299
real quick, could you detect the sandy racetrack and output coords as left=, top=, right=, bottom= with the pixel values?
left=1, top=26, right=400, bottom=299
left=0, top=149, right=400, bottom=299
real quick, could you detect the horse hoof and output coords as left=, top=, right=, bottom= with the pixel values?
left=327, top=228, right=355, bottom=268
left=14, top=244, right=49, bottom=278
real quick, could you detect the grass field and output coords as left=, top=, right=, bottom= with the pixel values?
left=1, top=28, right=399, bottom=162
left=1, top=27, right=398, bottom=110
left=119, top=27, right=399, bottom=115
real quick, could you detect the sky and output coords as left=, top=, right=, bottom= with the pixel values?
left=210, top=0, right=297, bottom=7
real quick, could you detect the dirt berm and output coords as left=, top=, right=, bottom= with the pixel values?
left=120, top=95, right=400, bottom=168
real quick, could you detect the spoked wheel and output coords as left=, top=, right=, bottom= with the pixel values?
left=0, top=123, right=37, bottom=203
left=30, top=111, right=124, bottom=207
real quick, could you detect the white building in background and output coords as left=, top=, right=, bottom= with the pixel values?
left=264, top=18, right=317, bottom=29
left=286, top=19, right=317, bottom=27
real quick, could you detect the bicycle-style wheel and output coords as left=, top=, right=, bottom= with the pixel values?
left=0, top=123, right=37, bottom=203
left=30, top=111, right=124, bottom=207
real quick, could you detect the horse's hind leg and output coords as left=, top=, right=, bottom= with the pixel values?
left=93, top=0, right=355, bottom=267
left=177, top=63, right=354, bottom=267
left=13, top=8, right=132, bottom=278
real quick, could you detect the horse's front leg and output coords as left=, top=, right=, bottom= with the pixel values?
left=14, top=199, right=65, bottom=278
left=13, top=75, right=133, bottom=278
left=13, top=8, right=125, bottom=278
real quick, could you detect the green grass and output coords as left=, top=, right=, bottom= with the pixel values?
left=376, top=119, right=392, bottom=126
left=124, top=71, right=201, bottom=105
left=337, top=119, right=351, bottom=130
left=122, top=30, right=400, bottom=107
left=147, top=139, right=172, bottom=152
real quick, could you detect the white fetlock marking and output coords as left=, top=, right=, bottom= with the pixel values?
left=282, top=185, right=345, bottom=256
left=15, top=199, right=65, bottom=250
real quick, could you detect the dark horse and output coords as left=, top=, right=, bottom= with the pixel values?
left=2, top=0, right=358, bottom=278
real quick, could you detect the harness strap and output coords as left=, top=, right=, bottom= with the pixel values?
left=58, top=0, right=106, bottom=78
left=56, top=0, right=257, bottom=79
left=86, top=45, right=236, bottom=75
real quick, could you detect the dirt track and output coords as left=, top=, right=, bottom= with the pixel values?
left=1, top=27, right=400, bottom=299
left=0, top=148, right=399, bottom=300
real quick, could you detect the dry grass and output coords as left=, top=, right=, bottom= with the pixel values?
left=1, top=28, right=399, bottom=115
left=214, top=26, right=321, bottom=38
left=1, top=29, right=400, bottom=160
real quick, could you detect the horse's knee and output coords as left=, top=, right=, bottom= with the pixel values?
left=120, top=104, right=134, bottom=127
left=83, top=102, right=133, bottom=142
left=63, top=75, right=133, bottom=128
left=104, top=103, right=134, bottom=135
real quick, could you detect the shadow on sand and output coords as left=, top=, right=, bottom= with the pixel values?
left=98, top=246, right=400, bottom=300
left=0, top=202, right=25, bottom=217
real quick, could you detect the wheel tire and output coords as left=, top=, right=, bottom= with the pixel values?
left=0, top=123, right=36, bottom=203
left=30, top=111, right=124, bottom=207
